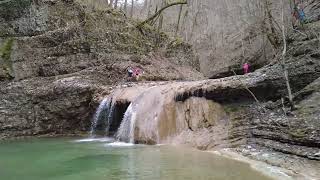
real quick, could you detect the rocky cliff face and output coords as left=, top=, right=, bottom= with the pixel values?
left=0, top=0, right=202, bottom=139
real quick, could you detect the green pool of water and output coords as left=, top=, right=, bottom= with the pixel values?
left=0, top=137, right=272, bottom=180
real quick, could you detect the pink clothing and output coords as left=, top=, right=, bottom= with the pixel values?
left=133, top=68, right=143, bottom=77
left=243, top=63, right=250, bottom=74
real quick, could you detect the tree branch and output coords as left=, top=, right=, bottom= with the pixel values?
left=137, top=0, right=187, bottom=29
left=231, top=70, right=261, bottom=105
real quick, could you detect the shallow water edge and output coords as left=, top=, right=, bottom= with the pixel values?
left=209, top=149, right=313, bottom=180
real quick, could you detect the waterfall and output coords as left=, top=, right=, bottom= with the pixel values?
left=90, top=97, right=115, bottom=136
left=106, top=102, right=116, bottom=132
left=116, top=103, right=136, bottom=143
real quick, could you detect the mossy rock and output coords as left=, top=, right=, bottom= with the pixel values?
left=0, top=0, right=32, bottom=20
left=0, top=37, right=15, bottom=79
left=223, top=104, right=241, bottom=114
left=288, top=128, right=307, bottom=139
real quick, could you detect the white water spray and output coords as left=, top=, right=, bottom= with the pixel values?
left=116, top=103, right=137, bottom=143
left=90, top=97, right=115, bottom=136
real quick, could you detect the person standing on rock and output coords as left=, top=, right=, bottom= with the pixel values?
left=133, top=67, right=143, bottom=81
left=292, top=0, right=306, bottom=27
left=243, top=63, right=250, bottom=74
left=126, top=66, right=143, bottom=81
left=126, top=66, right=134, bottom=82
left=298, top=3, right=306, bottom=22
left=127, top=67, right=134, bottom=79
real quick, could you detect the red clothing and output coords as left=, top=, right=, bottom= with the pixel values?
left=133, top=68, right=142, bottom=77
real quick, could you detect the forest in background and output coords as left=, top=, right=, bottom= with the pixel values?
left=86, top=0, right=318, bottom=78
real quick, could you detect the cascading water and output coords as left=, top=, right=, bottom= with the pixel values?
left=115, top=87, right=164, bottom=144
left=89, top=82, right=231, bottom=146
left=90, top=97, right=115, bottom=136
left=90, top=85, right=181, bottom=144
left=106, top=102, right=116, bottom=132
left=116, top=103, right=136, bottom=143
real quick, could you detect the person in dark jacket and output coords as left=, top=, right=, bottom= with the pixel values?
left=127, top=67, right=133, bottom=77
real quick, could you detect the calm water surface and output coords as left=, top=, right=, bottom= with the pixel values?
left=0, top=137, right=272, bottom=180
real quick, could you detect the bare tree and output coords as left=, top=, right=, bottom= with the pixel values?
left=158, top=0, right=166, bottom=31
left=175, top=4, right=184, bottom=37
left=281, top=0, right=295, bottom=110
left=137, top=0, right=187, bottom=28
left=144, top=0, right=148, bottom=7
left=109, top=0, right=114, bottom=8
left=147, top=0, right=152, bottom=17
left=142, top=0, right=148, bottom=15
left=130, top=0, right=134, bottom=17
left=114, top=0, right=118, bottom=9
left=263, top=0, right=281, bottom=49
left=124, top=0, right=128, bottom=14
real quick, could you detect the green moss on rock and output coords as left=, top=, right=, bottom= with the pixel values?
left=224, top=104, right=241, bottom=114
left=0, top=38, right=15, bottom=78
left=288, top=128, right=307, bottom=139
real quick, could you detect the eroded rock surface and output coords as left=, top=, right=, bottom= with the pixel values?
left=0, top=0, right=202, bottom=139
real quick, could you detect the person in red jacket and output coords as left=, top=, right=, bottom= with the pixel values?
left=133, top=67, right=143, bottom=81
